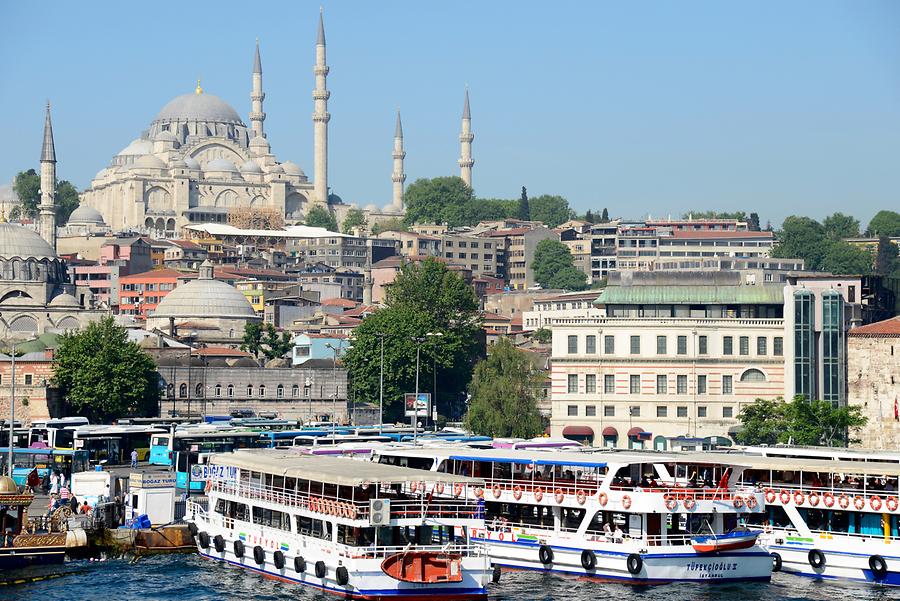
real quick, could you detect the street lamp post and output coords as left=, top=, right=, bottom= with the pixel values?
left=412, top=337, right=425, bottom=443
left=375, top=333, right=386, bottom=434
left=6, top=341, right=17, bottom=477
left=326, top=343, right=339, bottom=438
left=425, top=332, right=443, bottom=432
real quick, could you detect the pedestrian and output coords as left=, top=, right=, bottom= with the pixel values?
left=69, top=495, right=79, bottom=512
left=80, top=501, right=91, bottom=515
left=59, top=483, right=70, bottom=503
left=49, top=470, right=60, bottom=495
left=131, top=449, right=139, bottom=469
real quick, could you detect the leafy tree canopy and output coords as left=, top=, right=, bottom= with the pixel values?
left=240, top=322, right=293, bottom=360
left=681, top=210, right=748, bottom=221
left=403, top=177, right=473, bottom=228
left=532, top=328, right=552, bottom=344
left=341, top=207, right=367, bottom=234
left=771, top=216, right=828, bottom=269
left=874, top=235, right=899, bottom=276
left=528, top=195, right=575, bottom=228
left=517, top=186, right=530, bottom=221
left=736, top=396, right=867, bottom=446
left=532, top=239, right=587, bottom=291
left=820, top=242, right=873, bottom=275
left=371, top=217, right=408, bottom=235
left=11, top=169, right=80, bottom=224
left=822, top=212, right=860, bottom=240
left=464, top=338, right=544, bottom=438
left=52, top=317, right=159, bottom=422
left=305, top=205, right=338, bottom=232
left=867, top=210, right=900, bottom=237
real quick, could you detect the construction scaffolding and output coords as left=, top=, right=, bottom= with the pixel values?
left=227, top=205, right=285, bottom=231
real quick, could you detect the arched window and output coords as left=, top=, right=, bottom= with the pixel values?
left=227, top=385, right=234, bottom=398
left=179, top=383, right=187, bottom=398
left=195, top=383, right=204, bottom=397
left=247, top=385, right=253, bottom=397
left=259, top=385, right=266, bottom=397
left=215, top=385, right=222, bottom=398
left=740, top=369, right=766, bottom=383
left=277, top=385, right=284, bottom=398
left=292, top=385, right=299, bottom=397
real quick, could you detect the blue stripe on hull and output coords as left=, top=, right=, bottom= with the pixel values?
left=478, top=538, right=770, bottom=559
left=493, top=561, right=771, bottom=584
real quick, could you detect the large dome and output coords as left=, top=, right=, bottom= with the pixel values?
left=0, top=223, right=57, bottom=260
left=153, top=93, right=244, bottom=125
left=151, top=272, right=256, bottom=320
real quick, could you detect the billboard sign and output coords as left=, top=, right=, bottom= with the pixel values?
left=404, top=393, right=431, bottom=417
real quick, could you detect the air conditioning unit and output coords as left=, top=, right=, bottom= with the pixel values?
left=369, top=498, right=391, bottom=526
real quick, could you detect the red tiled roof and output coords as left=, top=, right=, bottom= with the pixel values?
left=484, top=228, right=529, bottom=237
left=483, top=313, right=511, bottom=322
left=120, top=268, right=186, bottom=281
left=344, top=304, right=377, bottom=317
left=168, top=239, right=203, bottom=250
left=321, top=298, right=359, bottom=308
left=849, top=316, right=900, bottom=338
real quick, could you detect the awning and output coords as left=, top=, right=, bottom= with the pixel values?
left=535, top=458, right=607, bottom=469
left=601, top=427, right=618, bottom=437
left=449, top=455, right=533, bottom=465
left=627, top=427, right=644, bottom=437
left=562, top=426, right=594, bottom=437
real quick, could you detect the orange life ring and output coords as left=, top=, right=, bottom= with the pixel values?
left=347, top=504, right=358, bottom=519
left=838, top=494, right=850, bottom=509
left=513, top=485, right=523, bottom=501
left=598, top=492, right=608, bottom=507
left=779, top=490, right=791, bottom=504
left=745, top=496, right=757, bottom=510
left=309, top=497, right=318, bottom=512
left=823, top=492, right=835, bottom=508
left=474, top=487, right=484, bottom=498
left=493, top=484, right=502, bottom=499
left=765, top=489, right=776, bottom=504
left=204, top=479, right=212, bottom=494
left=554, top=488, right=565, bottom=504
left=534, top=487, right=544, bottom=502
left=871, top=496, right=883, bottom=511
left=622, top=495, right=632, bottom=510
left=435, top=482, right=445, bottom=494
left=453, top=483, right=463, bottom=497
left=808, top=492, right=820, bottom=507
left=887, top=496, right=899, bottom=512
left=733, top=495, right=745, bottom=509
left=793, top=491, right=805, bottom=506
left=854, top=496, right=865, bottom=510
left=328, top=500, right=336, bottom=515
left=664, top=495, right=677, bottom=511
left=683, top=496, right=695, bottom=510
left=576, top=490, right=587, bottom=505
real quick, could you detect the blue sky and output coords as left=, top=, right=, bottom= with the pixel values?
left=1, top=1, right=898, bottom=228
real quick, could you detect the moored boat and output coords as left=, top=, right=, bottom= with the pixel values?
left=691, top=528, right=760, bottom=554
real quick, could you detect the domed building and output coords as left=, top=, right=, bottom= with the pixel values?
left=146, top=260, right=260, bottom=345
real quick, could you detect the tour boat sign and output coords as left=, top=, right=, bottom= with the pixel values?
left=190, top=464, right=238, bottom=482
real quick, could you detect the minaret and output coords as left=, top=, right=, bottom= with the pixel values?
left=458, top=87, right=474, bottom=188
left=39, top=102, right=57, bottom=251
left=312, top=8, right=330, bottom=206
left=391, top=110, right=406, bottom=210
left=250, top=39, right=266, bottom=139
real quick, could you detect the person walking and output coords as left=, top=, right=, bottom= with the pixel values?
left=131, top=449, right=139, bottom=469
left=49, top=470, right=60, bottom=495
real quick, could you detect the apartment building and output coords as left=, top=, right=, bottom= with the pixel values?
left=482, top=226, right=557, bottom=289
left=119, top=268, right=184, bottom=319
left=521, top=291, right=603, bottom=331
left=70, top=237, right=152, bottom=308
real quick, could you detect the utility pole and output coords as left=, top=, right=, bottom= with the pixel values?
left=412, top=336, right=425, bottom=444
left=376, top=333, right=386, bottom=435
left=7, top=342, right=17, bottom=476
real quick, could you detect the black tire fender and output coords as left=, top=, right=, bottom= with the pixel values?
left=273, top=550, right=285, bottom=570
left=869, top=555, right=888, bottom=580
left=294, top=556, right=307, bottom=573
left=492, top=565, right=502, bottom=583
left=581, top=549, right=596, bottom=571
left=336, top=566, right=349, bottom=586
left=233, top=539, right=244, bottom=558
left=188, top=522, right=199, bottom=537
left=538, top=545, right=554, bottom=565
left=808, top=549, right=825, bottom=569
left=213, top=534, right=225, bottom=553
left=315, top=560, right=327, bottom=579
left=627, top=553, right=643, bottom=575
left=197, top=531, right=210, bottom=549
left=253, top=545, right=265, bottom=565
left=771, top=552, right=782, bottom=572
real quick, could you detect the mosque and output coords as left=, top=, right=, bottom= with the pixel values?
left=78, top=11, right=476, bottom=236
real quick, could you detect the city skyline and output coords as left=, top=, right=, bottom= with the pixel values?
left=1, top=1, right=899, bottom=226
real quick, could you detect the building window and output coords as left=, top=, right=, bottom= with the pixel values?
left=739, top=336, right=749, bottom=356
left=722, top=375, right=733, bottom=395
left=697, top=406, right=707, bottom=418
left=740, top=369, right=766, bottom=382
left=630, top=336, right=640, bottom=355
left=227, top=385, right=234, bottom=397
left=698, top=336, right=708, bottom=355
left=677, top=406, right=688, bottom=418
left=629, top=375, right=640, bottom=394
left=794, top=290, right=815, bottom=400
left=259, top=385, right=266, bottom=397
left=179, top=383, right=187, bottom=398
left=656, top=375, right=667, bottom=394
left=656, top=405, right=668, bottom=418
left=697, top=375, right=707, bottom=394
left=723, top=406, right=734, bottom=418
left=292, top=384, right=299, bottom=397
left=604, top=374, right=615, bottom=393
left=567, top=405, right=578, bottom=417
left=585, top=374, right=596, bottom=393
left=848, top=285, right=855, bottom=303
left=567, top=335, right=578, bottom=354
left=247, top=385, right=253, bottom=397
left=677, top=335, right=687, bottom=355
left=774, top=337, right=783, bottom=356
left=567, top=374, right=578, bottom=393
left=24, top=374, right=33, bottom=386
left=677, top=375, right=687, bottom=394
left=277, top=385, right=284, bottom=398
left=723, top=336, right=733, bottom=355
left=586, top=335, right=596, bottom=354
left=604, top=405, right=615, bottom=417
left=822, top=290, right=845, bottom=403
left=604, top=335, right=615, bottom=354
left=757, top=337, right=767, bottom=355
left=656, top=336, right=667, bottom=355
left=630, top=405, right=641, bottom=417
left=215, top=385, right=221, bottom=398
left=586, top=405, right=596, bottom=417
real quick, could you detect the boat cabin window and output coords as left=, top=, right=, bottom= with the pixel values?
left=485, top=502, right=553, bottom=528
left=338, top=524, right=376, bottom=546
left=215, top=499, right=250, bottom=523
left=586, top=511, right=630, bottom=536
left=252, top=506, right=292, bottom=531
left=296, top=515, right=332, bottom=540
left=379, top=455, right=435, bottom=471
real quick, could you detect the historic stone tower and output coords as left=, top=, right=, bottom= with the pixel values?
left=391, top=110, right=406, bottom=210
left=39, top=102, right=57, bottom=251
left=458, top=88, right=474, bottom=188
left=312, top=9, right=330, bottom=206
left=250, top=39, right=266, bottom=139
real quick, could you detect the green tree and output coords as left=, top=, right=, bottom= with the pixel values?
left=736, top=396, right=867, bottom=446
left=822, top=212, right=860, bottom=240
left=343, top=258, right=482, bottom=421
left=517, top=186, right=530, bottom=221
left=52, top=317, right=159, bottom=422
left=875, top=235, right=899, bottom=276
left=584, top=210, right=594, bottom=224
left=820, top=242, right=872, bottom=275
left=681, top=210, right=748, bottom=221
left=532, top=328, right=552, bottom=344
left=532, top=239, right=587, bottom=290
left=55, top=180, right=80, bottom=225
left=867, top=210, right=900, bottom=237
left=403, top=176, right=473, bottom=227
left=528, top=195, right=574, bottom=228
left=305, top=205, right=338, bottom=231
left=240, top=322, right=292, bottom=360
left=459, top=198, right=517, bottom=224
left=12, top=169, right=40, bottom=218
left=464, top=338, right=544, bottom=438
left=371, top=217, right=409, bottom=235
left=771, top=216, right=828, bottom=270
left=601, top=208, right=609, bottom=222
left=735, top=398, right=786, bottom=446
left=748, top=212, right=760, bottom=231
left=341, top=207, right=367, bottom=234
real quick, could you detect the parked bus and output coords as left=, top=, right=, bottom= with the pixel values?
left=28, top=417, right=90, bottom=448
left=2, top=448, right=90, bottom=486
left=64, top=426, right=164, bottom=464
left=151, top=430, right=267, bottom=468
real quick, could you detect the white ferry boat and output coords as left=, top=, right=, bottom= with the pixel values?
left=188, top=450, right=492, bottom=599
left=375, top=447, right=773, bottom=584
left=735, top=452, right=900, bottom=585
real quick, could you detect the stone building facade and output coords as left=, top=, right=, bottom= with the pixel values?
left=847, top=316, right=900, bottom=449
left=0, top=351, right=59, bottom=424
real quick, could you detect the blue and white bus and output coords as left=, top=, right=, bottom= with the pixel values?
left=2, top=448, right=90, bottom=486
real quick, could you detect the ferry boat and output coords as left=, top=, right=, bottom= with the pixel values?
left=187, top=450, right=492, bottom=599
left=375, top=447, right=773, bottom=584
left=735, top=452, right=900, bottom=585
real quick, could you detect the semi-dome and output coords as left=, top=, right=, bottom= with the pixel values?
left=151, top=262, right=256, bottom=321
left=0, top=223, right=57, bottom=260
left=67, top=205, right=106, bottom=225
left=118, top=138, right=153, bottom=157
left=240, top=160, right=263, bottom=174
left=49, top=293, right=80, bottom=307
left=133, top=155, right=168, bottom=170
left=205, top=158, right=238, bottom=173
left=281, top=161, right=305, bottom=176
left=153, top=93, right=244, bottom=125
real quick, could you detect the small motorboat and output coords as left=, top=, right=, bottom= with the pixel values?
left=381, top=551, right=464, bottom=583
left=691, top=528, right=760, bottom=554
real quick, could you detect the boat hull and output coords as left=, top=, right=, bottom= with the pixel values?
left=691, top=533, right=760, bottom=554
left=0, top=544, right=66, bottom=570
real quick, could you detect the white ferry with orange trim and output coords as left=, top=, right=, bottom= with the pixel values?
left=375, top=447, right=772, bottom=584
left=187, top=450, right=492, bottom=599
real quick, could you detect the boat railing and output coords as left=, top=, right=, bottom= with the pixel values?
left=753, top=483, right=900, bottom=511
left=474, top=478, right=757, bottom=501
left=758, top=526, right=900, bottom=543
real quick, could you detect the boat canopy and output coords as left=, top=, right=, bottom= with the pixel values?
left=735, top=455, right=900, bottom=478
left=209, top=450, right=484, bottom=487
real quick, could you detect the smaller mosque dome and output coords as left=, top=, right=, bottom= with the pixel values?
left=0, top=222, right=57, bottom=260
left=249, top=135, right=270, bottom=149
left=132, top=154, right=168, bottom=170
left=118, top=138, right=153, bottom=157
left=151, top=260, right=257, bottom=320
left=170, top=158, right=187, bottom=169
left=205, top=158, right=238, bottom=173
left=240, top=160, right=263, bottom=174
left=267, top=164, right=284, bottom=174
left=68, top=205, right=106, bottom=225
left=281, top=161, right=305, bottom=176
left=49, top=293, right=80, bottom=307
left=93, top=167, right=112, bottom=181
left=183, top=157, right=201, bottom=170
